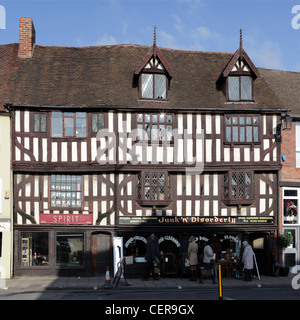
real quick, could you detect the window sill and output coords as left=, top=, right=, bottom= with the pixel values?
left=223, top=199, right=254, bottom=206
left=138, top=99, right=169, bottom=103
left=137, top=200, right=171, bottom=207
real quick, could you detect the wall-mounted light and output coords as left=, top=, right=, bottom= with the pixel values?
left=276, top=113, right=293, bottom=141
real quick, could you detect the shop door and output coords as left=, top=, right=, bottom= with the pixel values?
left=283, top=228, right=298, bottom=268
left=91, top=233, right=112, bottom=275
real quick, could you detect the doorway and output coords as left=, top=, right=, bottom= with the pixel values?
left=91, top=233, right=112, bottom=275
left=283, top=228, right=299, bottom=268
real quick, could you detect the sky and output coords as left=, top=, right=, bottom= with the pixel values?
left=0, top=0, right=300, bottom=72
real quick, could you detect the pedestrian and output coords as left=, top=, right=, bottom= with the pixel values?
left=188, top=236, right=198, bottom=281
left=242, top=240, right=254, bottom=282
left=199, top=240, right=217, bottom=284
left=143, top=233, right=159, bottom=280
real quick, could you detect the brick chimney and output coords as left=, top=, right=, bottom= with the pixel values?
left=18, top=17, right=35, bottom=58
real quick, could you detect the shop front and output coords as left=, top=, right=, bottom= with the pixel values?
left=119, top=215, right=276, bottom=278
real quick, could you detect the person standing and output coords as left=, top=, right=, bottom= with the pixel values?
left=242, top=241, right=254, bottom=282
left=188, top=236, right=198, bottom=281
left=143, top=233, right=159, bottom=280
left=199, top=240, right=217, bottom=284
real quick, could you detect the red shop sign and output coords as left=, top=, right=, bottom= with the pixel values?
left=40, top=213, right=93, bottom=225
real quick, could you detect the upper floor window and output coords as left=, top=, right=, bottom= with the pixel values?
left=225, top=115, right=259, bottom=143
left=50, top=175, right=82, bottom=208
left=223, top=171, right=253, bottom=203
left=34, top=113, right=46, bottom=133
left=137, top=113, right=173, bottom=142
left=137, top=171, right=171, bottom=205
left=228, top=76, right=252, bottom=101
left=141, top=73, right=167, bottom=100
left=92, top=113, right=104, bottom=133
left=52, top=112, right=86, bottom=138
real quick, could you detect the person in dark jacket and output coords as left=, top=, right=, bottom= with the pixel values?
left=143, top=233, right=159, bottom=280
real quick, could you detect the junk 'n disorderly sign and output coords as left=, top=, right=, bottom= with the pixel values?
left=119, top=216, right=274, bottom=225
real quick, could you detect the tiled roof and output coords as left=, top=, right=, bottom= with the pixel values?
left=0, top=43, right=284, bottom=111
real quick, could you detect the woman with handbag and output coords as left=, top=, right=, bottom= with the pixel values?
left=200, top=240, right=217, bottom=284
left=187, top=236, right=198, bottom=281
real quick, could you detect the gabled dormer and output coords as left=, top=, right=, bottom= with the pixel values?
left=222, top=30, right=260, bottom=102
left=134, top=27, right=173, bottom=101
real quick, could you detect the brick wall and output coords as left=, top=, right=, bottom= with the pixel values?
left=18, top=17, right=35, bottom=58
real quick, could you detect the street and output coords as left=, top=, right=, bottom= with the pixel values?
left=1, top=286, right=300, bottom=300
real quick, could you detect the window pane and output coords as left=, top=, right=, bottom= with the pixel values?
left=253, top=127, right=259, bottom=142
left=56, top=233, right=84, bottom=267
left=246, top=126, right=252, bottom=142
left=155, top=74, right=166, bottom=99
left=137, top=114, right=143, bottom=122
left=64, top=118, right=74, bottom=136
left=141, top=74, right=153, bottom=98
left=34, top=114, right=40, bottom=132
left=76, top=113, right=86, bottom=137
left=240, top=126, right=245, bottom=142
left=232, top=126, right=238, bottom=142
left=241, top=76, right=252, bottom=100
left=228, top=77, right=239, bottom=101
left=21, top=232, right=49, bottom=267
left=226, top=127, right=231, bottom=142
left=92, top=114, right=98, bottom=132
left=52, top=112, right=62, bottom=137
left=40, top=114, right=46, bottom=132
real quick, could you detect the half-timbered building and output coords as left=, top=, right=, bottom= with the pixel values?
left=2, top=18, right=289, bottom=276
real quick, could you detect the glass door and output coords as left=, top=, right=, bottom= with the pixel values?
left=283, top=228, right=299, bottom=268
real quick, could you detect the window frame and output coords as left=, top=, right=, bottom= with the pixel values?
left=51, top=111, right=87, bottom=138
left=137, top=171, right=171, bottom=206
left=224, top=114, right=261, bottom=145
left=136, top=112, right=173, bottom=143
left=50, top=174, right=83, bottom=210
left=227, top=75, right=253, bottom=102
left=33, top=113, right=47, bottom=133
left=223, top=170, right=254, bottom=205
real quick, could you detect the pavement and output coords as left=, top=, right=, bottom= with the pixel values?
left=0, top=273, right=296, bottom=294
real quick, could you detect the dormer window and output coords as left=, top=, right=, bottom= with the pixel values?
left=141, top=72, right=167, bottom=100
left=222, top=30, right=260, bottom=103
left=228, top=75, right=252, bottom=101
left=134, top=29, right=173, bottom=102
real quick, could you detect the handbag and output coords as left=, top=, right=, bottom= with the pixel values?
left=185, top=257, right=190, bottom=267
left=210, top=259, right=215, bottom=266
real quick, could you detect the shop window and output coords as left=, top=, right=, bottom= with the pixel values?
left=283, top=199, right=298, bottom=224
left=225, top=115, right=259, bottom=143
left=56, top=232, right=84, bottom=267
left=50, top=175, right=82, bottom=208
left=20, top=232, right=49, bottom=267
left=137, top=171, right=171, bottom=205
left=51, top=111, right=87, bottom=138
left=137, top=113, right=173, bottom=142
left=223, top=171, right=253, bottom=204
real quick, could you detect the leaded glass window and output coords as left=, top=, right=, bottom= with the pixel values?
left=223, top=171, right=253, bottom=202
left=137, top=171, right=171, bottom=202
left=225, top=115, right=259, bottom=143
left=141, top=73, right=167, bottom=100
left=228, top=76, right=252, bottom=101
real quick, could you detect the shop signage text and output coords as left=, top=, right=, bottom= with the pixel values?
left=119, top=216, right=274, bottom=225
left=40, top=213, right=93, bottom=224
